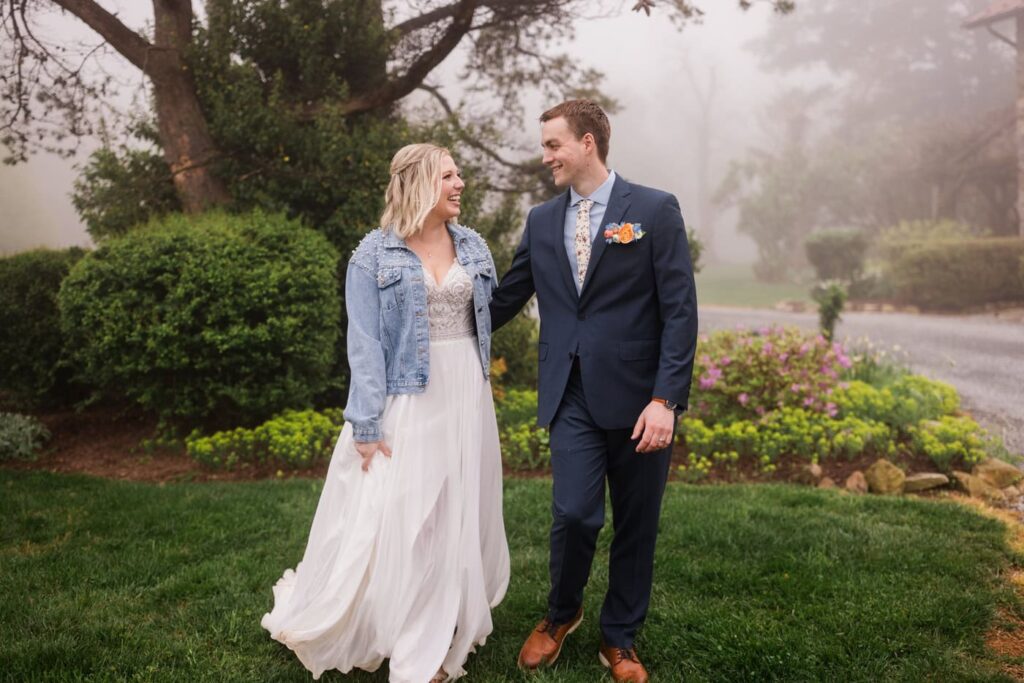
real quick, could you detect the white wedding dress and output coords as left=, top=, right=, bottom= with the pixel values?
left=262, top=261, right=510, bottom=682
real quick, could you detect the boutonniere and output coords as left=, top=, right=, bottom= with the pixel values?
left=604, top=222, right=645, bottom=244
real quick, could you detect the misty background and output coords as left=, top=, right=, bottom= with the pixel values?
left=0, top=2, right=792, bottom=260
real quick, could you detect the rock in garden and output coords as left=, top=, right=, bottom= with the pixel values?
left=795, top=462, right=824, bottom=485
left=952, top=471, right=1006, bottom=504
left=973, top=458, right=1023, bottom=489
left=864, top=459, right=905, bottom=495
left=902, top=472, right=950, bottom=493
left=1003, top=485, right=1020, bottom=500
left=845, top=471, right=868, bottom=494
left=818, top=477, right=837, bottom=489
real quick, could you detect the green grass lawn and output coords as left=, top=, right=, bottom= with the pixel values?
left=696, top=264, right=812, bottom=309
left=2, top=470, right=1021, bottom=682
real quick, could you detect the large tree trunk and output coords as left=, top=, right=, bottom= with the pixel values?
left=149, top=0, right=230, bottom=212
left=51, top=0, right=230, bottom=212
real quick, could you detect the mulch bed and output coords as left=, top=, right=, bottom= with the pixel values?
left=4, top=406, right=328, bottom=483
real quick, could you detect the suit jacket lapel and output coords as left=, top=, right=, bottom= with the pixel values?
left=580, top=175, right=631, bottom=298
left=550, top=191, right=579, bottom=301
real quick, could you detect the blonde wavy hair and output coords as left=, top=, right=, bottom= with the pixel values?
left=379, top=143, right=453, bottom=239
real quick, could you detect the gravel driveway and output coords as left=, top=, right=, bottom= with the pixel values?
left=698, top=306, right=1024, bottom=455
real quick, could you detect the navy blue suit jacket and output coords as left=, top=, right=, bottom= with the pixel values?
left=490, top=175, right=698, bottom=430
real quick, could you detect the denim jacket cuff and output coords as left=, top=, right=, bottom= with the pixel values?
left=351, top=420, right=382, bottom=443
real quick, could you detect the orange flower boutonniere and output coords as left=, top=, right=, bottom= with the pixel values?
left=603, top=222, right=645, bottom=245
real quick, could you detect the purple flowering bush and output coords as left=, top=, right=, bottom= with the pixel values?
left=690, top=325, right=852, bottom=425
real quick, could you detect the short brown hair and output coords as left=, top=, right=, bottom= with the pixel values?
left=540, top=99, right=611, bottom=164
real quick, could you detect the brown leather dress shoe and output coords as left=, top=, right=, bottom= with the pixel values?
left=598, top=641, right=650, bottom=683
left=516, top=607, right=584, bottom=670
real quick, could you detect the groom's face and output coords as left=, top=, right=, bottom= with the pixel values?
left=541, top=116, right=588, bottom=189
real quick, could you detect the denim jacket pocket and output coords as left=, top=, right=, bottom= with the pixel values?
left=377, top=267, right=404, bottom=311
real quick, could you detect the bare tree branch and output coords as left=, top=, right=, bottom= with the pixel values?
left=418, top=82, right=526, bottom=171
left=319, top=0, right=479, bottom=116
left=49, top=0, right=154, bottom=70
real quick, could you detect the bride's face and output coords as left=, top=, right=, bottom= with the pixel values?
left=429, top=154, right=464, bottom=223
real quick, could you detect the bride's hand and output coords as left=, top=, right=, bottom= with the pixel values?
left=355, top=440, right=392, bottom=472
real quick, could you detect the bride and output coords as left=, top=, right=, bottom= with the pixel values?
left=261, top=143, right=510, bottom=682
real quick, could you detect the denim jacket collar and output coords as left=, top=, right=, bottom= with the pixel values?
left=381, top=222, right=473, bottom=258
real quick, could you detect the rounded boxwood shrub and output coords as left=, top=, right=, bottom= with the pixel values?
left=0, top=248, right=86, bottom=407
left=58, top=210, right=340, bottom=429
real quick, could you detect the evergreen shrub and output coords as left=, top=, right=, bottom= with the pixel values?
left=804, top=229, right=868, bottom=282
left=59, top=210, right=339, bottom=429
left=880, top=238, right=1024, bottom=310
left=0, top=248, right=86, bottom=407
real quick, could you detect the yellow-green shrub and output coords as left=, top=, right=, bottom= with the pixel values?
left=833, top=375, right=958, bottom=433
left=908, top=416, right=997, bottom=472
left=678, top=409, right=894, bottom=480
left=495, top=388, right=550, bottom=470
left=186, top=408, right=344, bottom=469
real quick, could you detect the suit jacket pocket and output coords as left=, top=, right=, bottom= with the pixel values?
left=538, top=342, right=549, bottom=362
left=617, top=339, right=659, bottom=361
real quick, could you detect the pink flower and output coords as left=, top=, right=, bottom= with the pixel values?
left=837, top=354, right=852, bottom=369
left=720, top=356, right=732, bottom=366
left=756, top=406, right=766, bottom=416
left=762, top=342, right=774, bottom=354
left=803, top=396, right=815, bottom=407
left=791, top=383, right=802, bottom=393
left=798, top=343, right=810, bottom=356
left=738, top=393, right=749, bottom=406
left=826, top=402, right=838, bottom=418
left=699, top=375, right=717, bottom=390
left=778, top=352, right=789, bottom=363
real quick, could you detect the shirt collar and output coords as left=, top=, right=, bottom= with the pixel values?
left=570, top=170, right=616, bottom=207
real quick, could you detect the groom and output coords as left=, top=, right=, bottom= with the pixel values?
left=490, top=100, right=698, bottom=682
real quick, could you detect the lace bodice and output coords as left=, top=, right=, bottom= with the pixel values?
left=424, top=261, right=475, bottom=341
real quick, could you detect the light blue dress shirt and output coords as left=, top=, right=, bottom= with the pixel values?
left=564, top=170, right=617, bottom=292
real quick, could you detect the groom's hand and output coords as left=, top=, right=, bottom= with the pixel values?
left=631, top=402, right=676, bottom=453
left=355, top=440, right=392, bottom=471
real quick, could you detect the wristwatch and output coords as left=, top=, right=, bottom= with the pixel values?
left=652, top=397, right=679, bottom=411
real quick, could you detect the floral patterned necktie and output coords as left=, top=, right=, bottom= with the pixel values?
left=575, top=198, right=593, bottom=288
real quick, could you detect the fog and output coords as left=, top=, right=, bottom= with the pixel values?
left=0, top=1, right=791, bottom=259
left=1, top=1, right=1011, bottom=261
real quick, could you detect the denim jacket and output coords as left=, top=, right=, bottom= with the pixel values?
left=343, top=222, right=497, bottom=442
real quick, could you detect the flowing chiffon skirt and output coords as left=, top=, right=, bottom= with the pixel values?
left=261, top=335, right=510, bottom=682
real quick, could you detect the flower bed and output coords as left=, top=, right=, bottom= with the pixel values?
left=677, top=326, right=1007, bottom=480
